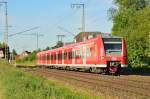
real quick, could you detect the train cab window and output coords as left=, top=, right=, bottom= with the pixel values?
left=103, top=38, right=122, bottom=55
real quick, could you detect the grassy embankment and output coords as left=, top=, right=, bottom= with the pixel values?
left=16, top=60, right=36, bottom=66
left=0, top=61, right=100, bottom=99
left=16, top=51, right=37, bottom=66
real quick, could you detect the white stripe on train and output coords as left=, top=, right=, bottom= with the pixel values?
left=37, top=64, right=128, bottom=68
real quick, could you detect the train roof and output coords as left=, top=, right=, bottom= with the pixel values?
left=101, top=33, right=122, bottom=38
left=37, top=35, right=123, bottom=55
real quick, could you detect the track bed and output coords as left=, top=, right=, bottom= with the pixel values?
left=24, top=67, right=150, bottom=99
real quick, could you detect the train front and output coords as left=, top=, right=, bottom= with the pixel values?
left=102, top=36, right=128, bottom=75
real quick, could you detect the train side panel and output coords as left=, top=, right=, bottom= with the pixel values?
left=36, top=36, right=128, bottom=74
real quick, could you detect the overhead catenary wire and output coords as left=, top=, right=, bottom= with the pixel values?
left=49, top=8, right=80, bottom=32
left=20, top=33, right=44, bottom=50
left=58, top=26, right=75, bottom=36
left=47, top=0, right=91, bottom=37
left=8, top=27, right=39, bottom=37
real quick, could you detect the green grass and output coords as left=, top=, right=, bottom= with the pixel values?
left=15, top=60, right=36, bottom=66
left=0, top=85, right=4, bottom=99
left=0, top=61, right=100, bottom=99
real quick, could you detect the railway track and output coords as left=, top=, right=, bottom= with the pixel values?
left=46, top=69, right=150, bottom=91
left=24, top=67, right=150, bottom=99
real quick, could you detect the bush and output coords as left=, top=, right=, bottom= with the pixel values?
left=16, top=51, right=37, bottom=65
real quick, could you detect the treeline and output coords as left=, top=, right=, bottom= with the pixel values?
left=16, top=41, right=63, bottom=64
left=16, top=51, right=38, bottom=63
left=109, top=0, right=150, bottom=67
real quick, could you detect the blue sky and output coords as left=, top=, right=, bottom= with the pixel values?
left=0, top=0, right=113, bottom=53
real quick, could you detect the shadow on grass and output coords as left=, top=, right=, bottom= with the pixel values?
left=121, top=66, right=150, bottom=76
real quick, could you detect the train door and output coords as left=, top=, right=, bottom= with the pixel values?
left=51, top=52, right=55, bottom=64
left=42, top=54, right=44, bottom=64
left=54, top=52, right=56, bottom=64
left=40, top=54, right=42, bottom=65
left=44, top=53, right=47, bottom=64
left=75, top=47, right=83, bottom=64
left=83, top=46, right=86, bottom=65
left=67, top=48, right=72, bottom=64
left=86, top=42, right=98, bottom=64
left=64, top=49, right=68, bottom=64
left=45, top=53, right=48, bottom=65
left=58, top=50, right=62, bottom=64
left=47, top=52, right=51, bottom=65
left=62, top=49, right=64, bottom=64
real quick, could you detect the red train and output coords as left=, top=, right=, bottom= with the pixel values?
left=36, top=34, right=128, bottom=75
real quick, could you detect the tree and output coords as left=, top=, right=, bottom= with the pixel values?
left=51, top=41, right=64, bottom=49
left=109, top=0, right=150, bottom=66
left=12, top=49, right=17, bottom=56
left=43, top=46, right=51, bottom=51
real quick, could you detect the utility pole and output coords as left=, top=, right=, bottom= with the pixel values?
left=56, top=34, right=65, bottom=42
left=0, top=1, right=8, bottom=60
left=71, top=3, right=86, bottom=41
left=36, top=33, right=44, bottom=50
left=8, top=27, right=40, bottom=56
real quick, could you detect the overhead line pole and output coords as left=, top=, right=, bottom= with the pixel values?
left=36, top=33, right=44, bottom=50
left=56, top=34, right=65, bottom=42
left=5, top=2, right=8, bottom=60
left=0, top=1, right=9, bottom=60
left=8, top=27, right=39, bottom=61
left=71, top=3, right=85, bottom=41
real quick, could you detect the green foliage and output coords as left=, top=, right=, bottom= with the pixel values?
left=16, top=51, right=37, bottom=65
left=0, top=61, right=99, bottom=99
left=114, top=0, right=147, bottom=10
left=110, top=0, right=150, bottom=66
left=42, top=46, right=51, bottom=51
left=51, top=41, right=64, bottom=49
left=12, top=49, right=17, bottom=56
left=0, top=43, right=8, bottom=48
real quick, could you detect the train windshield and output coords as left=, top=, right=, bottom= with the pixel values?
left=103, top=38, right=122, bottom=55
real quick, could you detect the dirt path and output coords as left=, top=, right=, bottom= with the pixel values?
left=25, top=67, right=150, bottom=99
